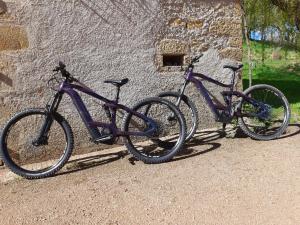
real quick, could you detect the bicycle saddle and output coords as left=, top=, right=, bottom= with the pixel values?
left=223, top=64, right=243, bottom=72
left=104, top=78, right=129, bottom=87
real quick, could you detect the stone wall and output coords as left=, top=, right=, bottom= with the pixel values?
left=0, top=0, right=242, bottom=155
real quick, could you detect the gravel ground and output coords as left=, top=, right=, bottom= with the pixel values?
left=0, top=126, right=299, bottom=225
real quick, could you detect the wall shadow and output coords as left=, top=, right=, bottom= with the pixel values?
left=78, top=0, right=154, bottom=25
left=0, top=0, right=7, bottom=14
left=0, top=72, right=13, bottom=87
left=78, top=0, right=111, bottom=25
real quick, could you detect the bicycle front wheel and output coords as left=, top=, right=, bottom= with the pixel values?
left=158, top=92, right=198, bottom=142
left=0, top=108, right=74, bottom=179
left=122, top=97, right=186, bottom=164
left=238, top=84, right=290, bottom=140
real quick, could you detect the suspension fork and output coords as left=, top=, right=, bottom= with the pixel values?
left=143, top=80, right=189, bottom=121
left=162, top=79, right=189, bottom=121
left=33, top=92, right=63, bottom=146
left=175, top=79, right=189, bottom=106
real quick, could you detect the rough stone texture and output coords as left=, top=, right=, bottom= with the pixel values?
left=187, top=19, right=204, bottom=30
left=0, top=0, right=243, bottom=151
left=0, top=25, right=29, bottom=50
left=228, top=36, right=243, bottom=48
left=155, top=0, right=243, bottom=130
left=220, top=47, right=243, bottom=61
left=158, top=39, right=189, bottom=54
left=169, top=18, right=186, bottom=28
left=209, top=18, right=242, bottom=36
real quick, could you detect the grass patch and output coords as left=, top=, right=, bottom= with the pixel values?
left=242, top=41, right=300, bottom=122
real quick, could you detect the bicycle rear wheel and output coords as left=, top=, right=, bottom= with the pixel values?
left=0, top=108, right=74, bottom=179
left=238, top=84, right=290, bottom=140
left=122, top=97, right=186, bottom=163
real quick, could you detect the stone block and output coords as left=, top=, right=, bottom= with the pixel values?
left=158, top=39, right=189, bottom=54
left=191, top=39, right=209, bottom=53
left=186, top=19, right=203, bottom=30
left=169, top=18, right=186, bottom=28
left=209, top=19, right=242, bottom=37
left=219, top=47, right=243, bottom=61
left=228, top=37, right=243, bottom=48
left=0, top=25, right=29, bottom=51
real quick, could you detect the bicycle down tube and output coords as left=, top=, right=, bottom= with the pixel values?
left=185, top=70, right=231, bottom=120
left=57, top=81, right=157, bottom=139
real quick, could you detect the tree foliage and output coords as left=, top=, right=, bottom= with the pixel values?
left=270, top=0, right=300, bottom=31
left=242, top=0, right=300, bottom=87
left=243, top=0, right=300, bottom=48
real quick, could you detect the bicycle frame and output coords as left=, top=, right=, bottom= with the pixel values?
left=48, top=80, right=157, bottom=141
left=179, top=68, right=259, bottom=122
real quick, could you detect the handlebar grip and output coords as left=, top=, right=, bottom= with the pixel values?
left=53, top=62, right=68, bottom=77
left=192, top=54, right=204, bottom=63
left=58, top=61, right=66, bottom=69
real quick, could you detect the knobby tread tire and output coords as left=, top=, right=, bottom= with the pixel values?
left=158, top=91, right=199, bottom=142
left=238, top=84, right=291, bottom=141
left=0, top=108, right=74, bottom=179
left=121, top=97, right=186, bottom=164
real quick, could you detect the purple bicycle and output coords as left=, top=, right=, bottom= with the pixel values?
left=159, top=55, right=290, bottom=141
left=0, top=62, right=186, bottom=179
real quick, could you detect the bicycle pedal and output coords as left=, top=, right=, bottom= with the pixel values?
left=93, top=135, right=114, bottom=143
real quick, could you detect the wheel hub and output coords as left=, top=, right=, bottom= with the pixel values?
left=257, top=104, right=272, bottom=120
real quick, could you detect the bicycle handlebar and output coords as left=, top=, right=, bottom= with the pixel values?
left=53, top=61, right=77, bottom=82
left=191, top=54, right=204, bottom=64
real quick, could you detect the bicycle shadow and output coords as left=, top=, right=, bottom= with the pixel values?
left=127, top=130, right=224, bottom=165
left=57, top=150, right=127, bottom=176
left=232, top=123, right=300, bottom=140
left=56, top=124, right=299, bottom=176
left=276, top=123, right=300, bottom=139
left=172, top=130, right=223, bottom=162
left=58, top=129, right=224, bottom=173
left=170, top=123, right=300, bottom=162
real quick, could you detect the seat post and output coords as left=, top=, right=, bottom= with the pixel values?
left=115, top=86, right=120, bottom=102
left=230, top=71, right=236, bottom=91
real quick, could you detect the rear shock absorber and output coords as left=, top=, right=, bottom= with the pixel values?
left=103, top=104, right=112, bottom=122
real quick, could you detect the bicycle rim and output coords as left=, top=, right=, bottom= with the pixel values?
left=2, top=112, right=68, bottom=174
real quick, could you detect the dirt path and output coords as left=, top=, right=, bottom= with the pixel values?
left=0, top=127, right=299, bottom=225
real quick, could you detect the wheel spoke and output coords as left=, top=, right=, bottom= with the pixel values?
left=0, top=109, right=73, bottom=179
left=123, top=98, right=185, bottom=163
left=239, top=86, right=290, bottom=140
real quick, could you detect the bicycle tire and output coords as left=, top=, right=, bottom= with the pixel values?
left=158, top=91, right=198, bottom=142
left=121, top=97, right=186, bottom=164
left=238, top=84, right=290, bottom=140
left=0, top=108, right=74, bottom=179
